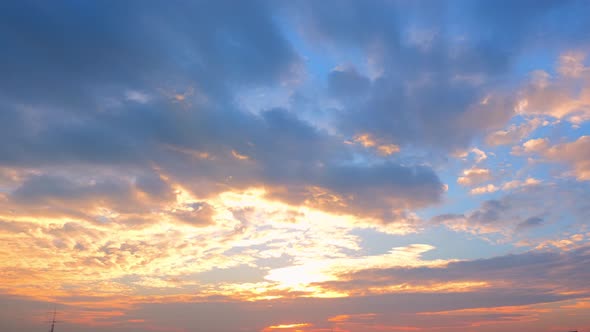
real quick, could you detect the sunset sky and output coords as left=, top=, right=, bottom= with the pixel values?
left=2, top=1, right=590, bottom=331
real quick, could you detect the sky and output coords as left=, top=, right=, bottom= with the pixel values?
left=1, top=0, right=590, bottom=331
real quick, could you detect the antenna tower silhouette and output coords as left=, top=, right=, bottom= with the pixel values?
left=48, top=308, right=56, bottom=332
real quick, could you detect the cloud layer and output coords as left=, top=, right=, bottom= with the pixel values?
left=2, top=1, right=590, bottom=332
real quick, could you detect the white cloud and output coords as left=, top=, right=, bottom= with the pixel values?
left=125, top=90, right=152, bottom=104
left=470, top=184, right=499, bottom=195
left=457, top=167, right=492, bottom=186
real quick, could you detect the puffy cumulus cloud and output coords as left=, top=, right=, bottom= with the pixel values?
left=516, top=136, right=590, bottom=181
left=543, top=136, right=590, bottom=181
left=457, top=167, right=492, bottom=187
left=469, top=184, right=499, bottom=195
left=517, top=52, right=590, bottom=124
left=481, top=50, right=590, bottom=151
left=522, top=137, right=551, bottom=153
left=511, top=137, right=549, bottom=155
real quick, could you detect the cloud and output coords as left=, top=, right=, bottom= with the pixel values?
left=317, top=244, right=590, bottom=301
left=283, top=0, right=590, bottom=150
left=1, top=2, right=590, bottom=331
left=262, top=244, right=450, bottom=296
left=349, top=133, right=400, bottom=156
left=501, top=177, right=541, bottom=191
left=0, top=183, right=435, bottom=307
left=435, top=181, right=590, bottom=236
left=457, top=167, right=492, bottom=187
left=327, top=66, right=371, bottom=98
left=486, top=117, right=546, bottom=146
left=516, top=136, right=590, bottom=181
left=470, top=148, right=489, bottom=164
left=522, top=137, right=551, bottom=153
left=466, top=178, right=541, bottom=195
left=469, top=184, right=499, bottom=195
left=517, top=52, right=590, bottom=124
left=0, top=81, right=444, bottom=225
left=544, top=136, right=590, bottom=180
left=0, top=0, right=448, bottom=225
left=0, top=1, right=299, bottom=106
left=516, top=216, right=545, bottom=230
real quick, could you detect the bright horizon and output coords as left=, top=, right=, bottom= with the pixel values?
left=1, top=1, right=590, bottom=331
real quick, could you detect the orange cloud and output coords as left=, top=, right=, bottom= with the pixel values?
left=352, top=133, right=400, bottom=156
left=517, top=52, right=590, bottom=124
left=515, top=135, right=590, bottom=181
left=266, top=323, right=312, bottom=329
left=231, top=149, right=250, bottom=160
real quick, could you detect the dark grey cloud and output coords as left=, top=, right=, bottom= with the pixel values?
left=11, top=174, right=132, bottom=205
left=0, top=0, right=449, bottom=223
left=517, top=216, right=545, bottom=230
left=327, top=67, right=371, bottom=98
left=0, top=0, right=299, bottom=165
left=465, top=0, right=590, bottom=49
left=469, top=199, right=510, bottom=225
left=3, top=173, right=173, bottom=225
left=2, top=102, right=444, bottom=223
left=0, top=0, right=297, bottom=107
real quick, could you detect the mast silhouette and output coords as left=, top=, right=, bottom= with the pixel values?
left=49, top=308, right=56, bottom=332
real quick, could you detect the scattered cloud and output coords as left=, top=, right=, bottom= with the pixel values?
left=470, top=184, right=499, bottom=195
left=457, top=167, right=492, bottom=187
left=515, top=136, right=590, bottom=181
left=486, top=117, right=546, bottom=146
left=517, top=52, right=590, bottom=124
